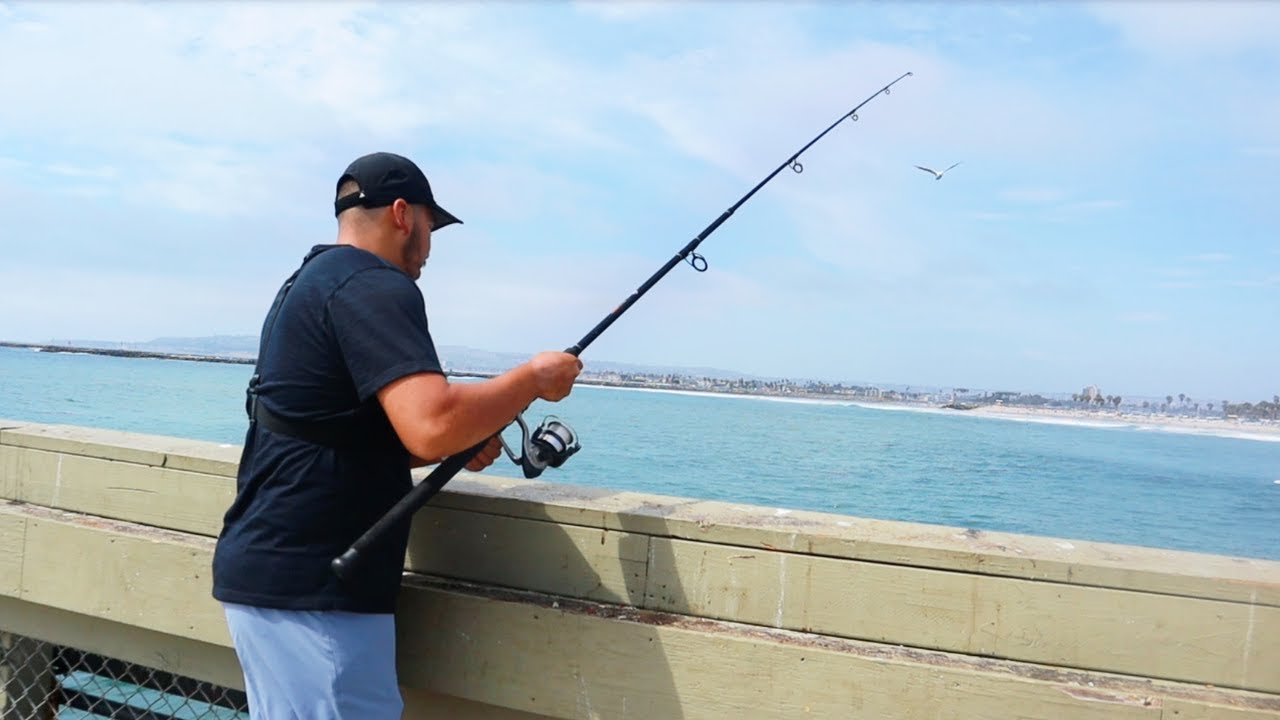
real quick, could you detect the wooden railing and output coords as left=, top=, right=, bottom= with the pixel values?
left=1, top=419, right=1277, bottom=718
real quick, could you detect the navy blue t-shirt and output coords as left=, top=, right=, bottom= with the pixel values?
left=212, top=244, right=442, bottom=613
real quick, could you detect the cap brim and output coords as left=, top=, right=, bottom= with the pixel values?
left=430, top=202, right=462, bottom=231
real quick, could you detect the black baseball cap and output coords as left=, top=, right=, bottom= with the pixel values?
left=333, top=151, right=462, bottom=230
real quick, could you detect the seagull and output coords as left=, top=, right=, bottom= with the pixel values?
left=915, top=162, right=962, bottom=180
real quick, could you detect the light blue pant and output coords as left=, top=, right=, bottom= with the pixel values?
left=222, top=603, right=403, bottom=720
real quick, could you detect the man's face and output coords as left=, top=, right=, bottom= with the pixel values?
left=404, top=205, right=434, bottom=279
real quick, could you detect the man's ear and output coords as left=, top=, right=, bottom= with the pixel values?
left=390, top=198, right=412, bottom=232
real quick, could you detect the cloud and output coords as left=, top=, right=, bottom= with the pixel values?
left=1087, top=1, right=1280, bottom=59
left=0, top=3, right=630, bottom=214
left=968, top=211, right=1015, bottom=222
left=572, top=0, right=674, bottom=22
left=1119, top=311, right=1167, bottom=323
left=1041, top=199, right=1126, bottom=223
left=991, top=190, right=1122, bottom=223
left=1061, top=199, right=1124, bottom=213
left=1001, top=187, right=1065, bottom=204
left=45, top=163, right=118, bottom=180
left=1230, top=274, right=1280, bottom=288
left=0, top=265, right=276, bottom=342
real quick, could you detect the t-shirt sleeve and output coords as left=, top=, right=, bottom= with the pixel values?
left=327, top=267, right=444, bottom=402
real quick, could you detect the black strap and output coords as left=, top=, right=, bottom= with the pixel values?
left=246, top=247, right=372, bottom=448
left=252, top=402, right=365, bottom=448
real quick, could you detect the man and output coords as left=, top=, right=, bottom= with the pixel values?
left=211, top=151, right=582, bottom=719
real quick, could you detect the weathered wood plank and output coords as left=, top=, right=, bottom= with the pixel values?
left=1163, top=699, right=1280, bottom=720
left=157, top=439, right=241, bottom=477
left=432, top=475, right=1280, bottom=607
left=0, top=435, right=17, bottom=501
left=0, top=423, right=240, bottom=476
left=644, top=538, right=1280, bottom=693
left=0, top=423, right=171, bottom=466
left=2, top=446, right=233, bottom=537
left=398, top=577, right=1280, bottom=720
left=0, top=507, right=24, bottom=597
left=406, top=507, right=649, bottom=605
left=0, top=446, right=31, bottom=502
left=402, top=688, right=558, bottom=720
left=0, top=596, right=244, bottom=691
left=8, top=505, right=227, bottom=647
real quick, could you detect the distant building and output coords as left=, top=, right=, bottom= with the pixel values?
left=1082, top=385, right=1101, bottom=402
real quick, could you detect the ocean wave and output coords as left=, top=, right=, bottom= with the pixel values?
left=1129, top=423, right=1280, bottom=444
left=969, top=411, right=1280, bottom=443
left=846, top=402, right=956, bottom=417
left=970, top=412, right=1131, bottom=430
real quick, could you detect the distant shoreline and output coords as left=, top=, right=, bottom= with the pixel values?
left=5, top=340, right=1277, bottom=440
left=0, top=340, right=256, bottom=365
left=587, top=384, right=1280, bottom=441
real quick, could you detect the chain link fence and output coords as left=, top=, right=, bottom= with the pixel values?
left=1, top=632, right=247, bottom=720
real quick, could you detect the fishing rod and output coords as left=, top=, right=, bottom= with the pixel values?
left=331, top=70, right=913, bottom=581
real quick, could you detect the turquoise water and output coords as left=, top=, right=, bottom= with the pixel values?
left=2, top=346, right=1277, bottom=560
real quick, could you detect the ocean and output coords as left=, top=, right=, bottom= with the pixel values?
left=2, top=345, right=1277, bottom=560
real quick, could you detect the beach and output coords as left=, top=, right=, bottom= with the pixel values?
left=965, top=403, right=1280, bottom=442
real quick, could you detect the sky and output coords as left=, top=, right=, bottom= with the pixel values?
left=0, top=1, right=1277, bottom=402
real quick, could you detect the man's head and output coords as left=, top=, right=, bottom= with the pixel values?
left=333, top=152, right=461, bottom=280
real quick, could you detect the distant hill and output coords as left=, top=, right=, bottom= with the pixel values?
left=41, top=335, right=769, bottom=381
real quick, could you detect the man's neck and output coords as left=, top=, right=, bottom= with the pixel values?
left=336, top=232, right=402, bottom=273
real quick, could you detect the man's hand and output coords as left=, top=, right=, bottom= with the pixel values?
left=464, top=435, right=504, bottom=472
left=529, top=351, right=583, bottom=402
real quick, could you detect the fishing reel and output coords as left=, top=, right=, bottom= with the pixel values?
left=498, top=413, right=581, bottom=479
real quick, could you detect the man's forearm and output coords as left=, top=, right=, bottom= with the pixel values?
left=416, top=366, right=542, bottom=460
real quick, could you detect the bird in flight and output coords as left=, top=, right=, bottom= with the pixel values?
left=915, top=162, right=962, bottom=180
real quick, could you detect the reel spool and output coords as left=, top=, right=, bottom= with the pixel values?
left=498, top=414, right=581, bottom=479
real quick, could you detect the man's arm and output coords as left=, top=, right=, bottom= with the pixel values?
left=379, top=352, right=580, bottom=463
left=409, top=435, right=503, bottom=470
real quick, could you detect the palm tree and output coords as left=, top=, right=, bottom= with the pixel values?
left=1179, top=393, right=1186, bottom=405
left=1166, top=395, right=1174, bottom=408
left=1207, top=402, right=1214, bottom=413
left=1112, top=396, right=1122, bottom=408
